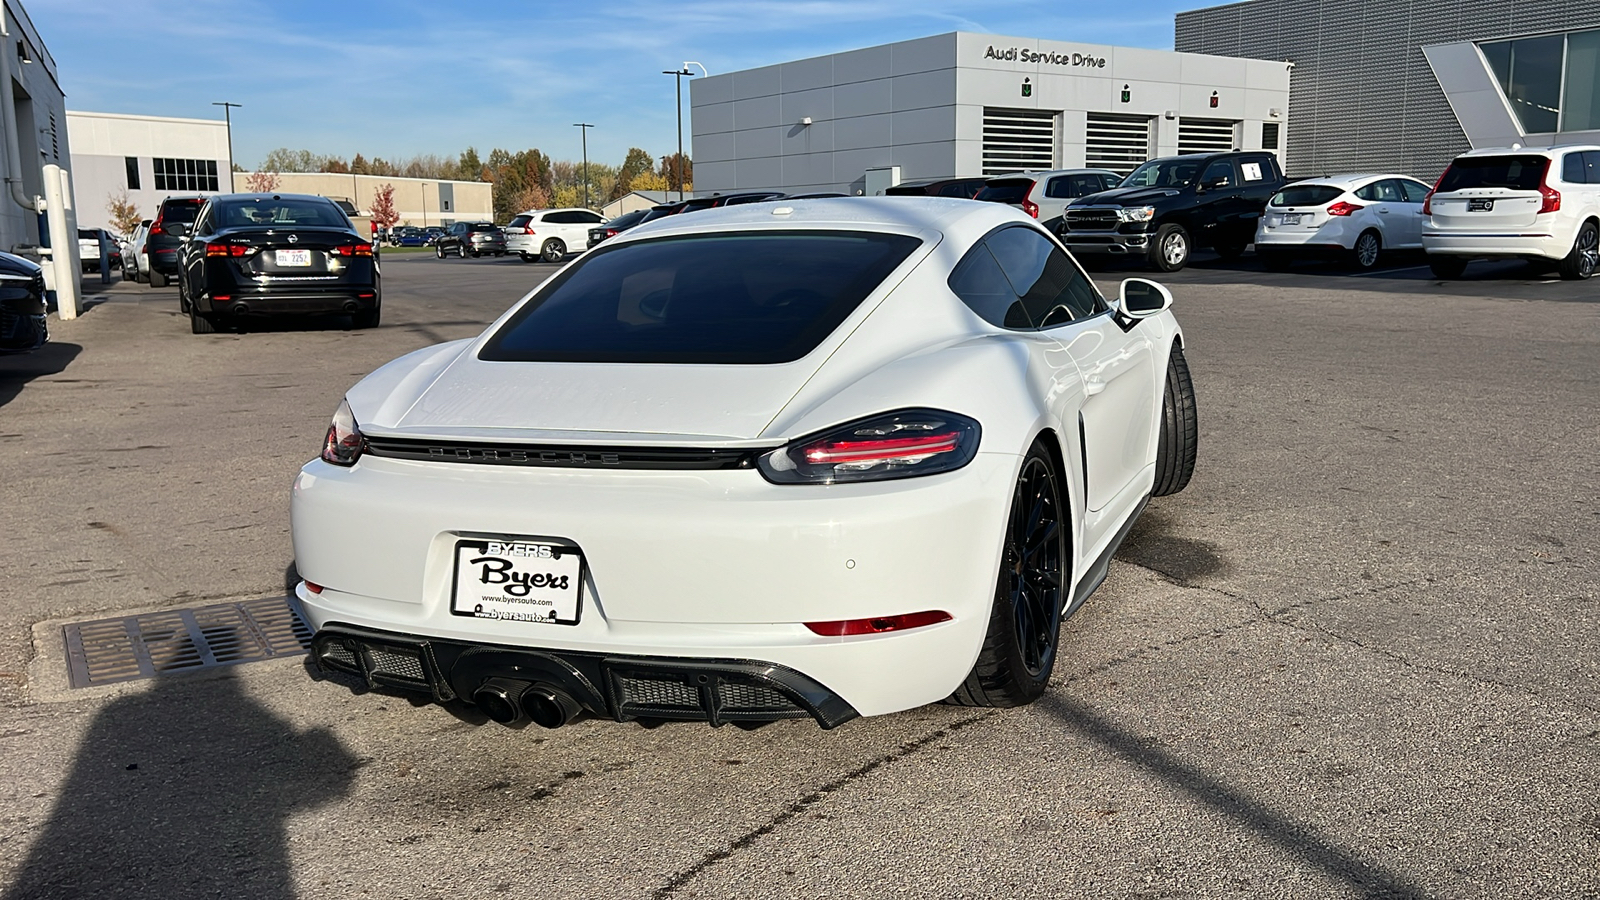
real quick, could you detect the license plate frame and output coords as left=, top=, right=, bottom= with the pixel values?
left=449, top=538, right=583, bottom=625
left=1467, top=198, right=1495, bottom=212
left=275, top=248, right=313, bottom=267
left=1282, top=213, right=1302, bottom=225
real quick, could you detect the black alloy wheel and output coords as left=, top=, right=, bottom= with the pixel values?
left=541, top=238, right=565, bottom=263
left=435, top=244, right=445, bottom=259
left=1558, top=220, right=1599, bottom=280
left=949, top=443, right=1066, bottom=708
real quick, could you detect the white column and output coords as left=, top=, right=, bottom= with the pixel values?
left=42, top=164, right=78, bottom=321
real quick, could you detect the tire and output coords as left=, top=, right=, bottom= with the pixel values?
left=189, top=306, right=216, bottom=334
left=1428, top=255, right=1468, bottom=279
left=150, top=269, right=168, bottom=288
left=351, top=305, right=380, bottom=329
left=1151, top=344, right=1198, bottom=497
left=1149, top=224, right=1190, bottom=272
left=1350, top=230, right=1382, bottom=270
left=1214, top=239, right=1248, bottom=261
left=947, top=442, right=1067, bottom=708
left=435, top=245, right=445, bottom=259
left=541, top=239, right=566, bottom=263
left=519, top=253, right=534, bottom=263
left=176, top=273, right=191, bottom=314
left=1556, top=220, right=1599, bottom=280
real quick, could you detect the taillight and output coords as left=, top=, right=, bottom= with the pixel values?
left=1538, top=159, right=1560, bottom=213
left=149, top=223, right=165, bottom=236
left=805, top=610, right=953, bottom=636
left=605, top=228, right=618, bottom=237
left=321, top=399, right=363, bottom=466
left=1422, top=169, right=1448, bottom=215
left=332, top=244, right=373, bottom=257
left=1022, top=199, right=1040, bottom=218
left=757, top=409, right=981, bottom=484
left=205, top=242, right=249, bottom=257
left=1325, top=201, right=1363, bottom=217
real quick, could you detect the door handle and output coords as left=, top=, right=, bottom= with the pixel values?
left=1084, top=377, right=1107, bottom=397
left=1378, top=207, right=1390, bottom=214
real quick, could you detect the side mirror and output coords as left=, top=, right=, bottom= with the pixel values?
left=1202, top=177, right=1228, bottom=192
left=1118, top=278, right=1173, bottom=318
left=168, top=223, right=191, bottom=238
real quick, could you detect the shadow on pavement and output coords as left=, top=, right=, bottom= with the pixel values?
left=1040, top=696, right=1429, bottom=899
left=0, top=342, right=80, bottom=410
left=2, top=675, right=356, bottom=899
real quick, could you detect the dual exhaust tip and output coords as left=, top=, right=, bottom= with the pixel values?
left=472, top=677, right=582, bottom=729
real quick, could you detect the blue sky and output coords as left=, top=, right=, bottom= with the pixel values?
left=33, top=0, right=1203, bottom=170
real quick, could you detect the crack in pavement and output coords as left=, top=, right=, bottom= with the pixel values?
left=1115, top=563, right=1600, bottom=717
left=650, top=712, right=991, bottom=898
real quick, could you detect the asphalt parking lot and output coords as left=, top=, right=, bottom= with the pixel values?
left=0, top=250, right=1596, bottom=899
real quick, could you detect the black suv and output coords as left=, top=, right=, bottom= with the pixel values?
left=436, top=222, right=507, bottom=258
left=144, top=195, right=208, bottom=287
left=1058, top=151, right=1285, bottom=271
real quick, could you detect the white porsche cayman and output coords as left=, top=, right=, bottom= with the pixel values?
left=291, top=197, right=1196, bottom=730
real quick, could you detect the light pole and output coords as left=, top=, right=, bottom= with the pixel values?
left=662, top=64, right=700, bottom=201
left=572, top=123, right=593, bottom=209
left=212, top=101, right=241, bottom=192
left=421, top=182, right=428, bottom=227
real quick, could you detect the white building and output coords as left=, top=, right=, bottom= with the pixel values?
left=0, top=0, right=67, bottom=252
left=66, top=111, right=231, bottom=232
left=234, top=172, right=494, bottom=227
left=691, top=32, right=1292, bottom=196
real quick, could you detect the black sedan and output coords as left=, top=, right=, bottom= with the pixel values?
left=0, top=251, right=46, bottom=353
left=586, top=209, right=650, bottom=249
left=175, top=193, right=380, bottom=334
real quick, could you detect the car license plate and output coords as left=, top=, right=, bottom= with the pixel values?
left=450, top=539, right=582, bottom=624
left=275, top=249, right=312, bottom=267
left=1282, top=213, right=1302, bottom=225
left=1467, top=199, right=1495, bottom=212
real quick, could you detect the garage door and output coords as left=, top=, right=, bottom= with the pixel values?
left=1085, top=113, right=1152, bottom=176
left=982, top=108, right=1057, bottom=175
left=1178, top=118, right=1238, bottom=155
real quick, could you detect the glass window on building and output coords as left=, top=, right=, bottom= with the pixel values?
left=125, top=157, right=140, bottom=190
left=1481, top=34, right=1564, bottom=134
left=1261, top=121, right=1280, bottom=150
left=153, top=158, right=220, bottom=193
left=1566, top=30, right=1600, bottom=133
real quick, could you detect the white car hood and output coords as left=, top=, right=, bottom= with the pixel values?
left=348, top=339, right=823, bottom=444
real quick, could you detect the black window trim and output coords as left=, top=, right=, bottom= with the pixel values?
left=948, top=222, right=1111, bottom=333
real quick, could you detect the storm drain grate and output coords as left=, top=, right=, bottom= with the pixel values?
left=62, top=597, right=313, bottom=689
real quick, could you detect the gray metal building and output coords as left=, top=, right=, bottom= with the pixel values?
left=1176, top=0, right=1600, bottom=179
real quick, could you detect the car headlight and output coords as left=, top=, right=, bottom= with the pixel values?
left=757, top=409, right=981, bottom=485
left=321, top=399, right=364, bottom=466
left=1117, top=206, right=1156, bottom=223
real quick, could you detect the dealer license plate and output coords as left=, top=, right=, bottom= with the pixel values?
left=275, top=249, right=312, bottom=267
left=451, top=539, right=582, bottom=624
left=1281, top=213, right=1302, bottom=225
left=1467, top=199, right=1495, bottom=212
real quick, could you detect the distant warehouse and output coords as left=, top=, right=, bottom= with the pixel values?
left=689, top=31, right=1291, bottom=196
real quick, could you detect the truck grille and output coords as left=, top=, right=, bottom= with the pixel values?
left=1065, top=208, right=1120, bottom=232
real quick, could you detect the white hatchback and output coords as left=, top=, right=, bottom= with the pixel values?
left=504, top=208, right=606, bottom=262
left=1421, top=146, right=1600, bottom=280
left=1255, top=174, right=1431, bottom=269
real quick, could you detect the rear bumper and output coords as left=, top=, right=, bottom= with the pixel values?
left=202, top=289, right=378, bottom=316
left=309, top=621, right=860, bottom=728
left=1421, top=231, right=1567, bottom=259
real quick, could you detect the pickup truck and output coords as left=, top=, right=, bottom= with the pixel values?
left=1057, top=150, right=1285, bottom=271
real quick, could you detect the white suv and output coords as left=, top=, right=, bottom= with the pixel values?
left=1422, top=146, right=1600, bottom=279
left=505, top=208, right=606, bottom=263
left=974, top=169, right=1123, bottom=225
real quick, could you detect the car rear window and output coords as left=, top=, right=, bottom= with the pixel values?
left=160, top=200, right=202, bottom=224
left=507, top=215, right=533, bottom=229
left=468, top=223, right=500, bottom=232
left=1271, top=185, right=1344, bottom=207
left=216, top=198, right=345, bottom=228
left=974, top=180, right=1035, bottom=204
left=480, top=231, right=922, bottom=364
left=1437, top=155, right=1549, bottom=192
